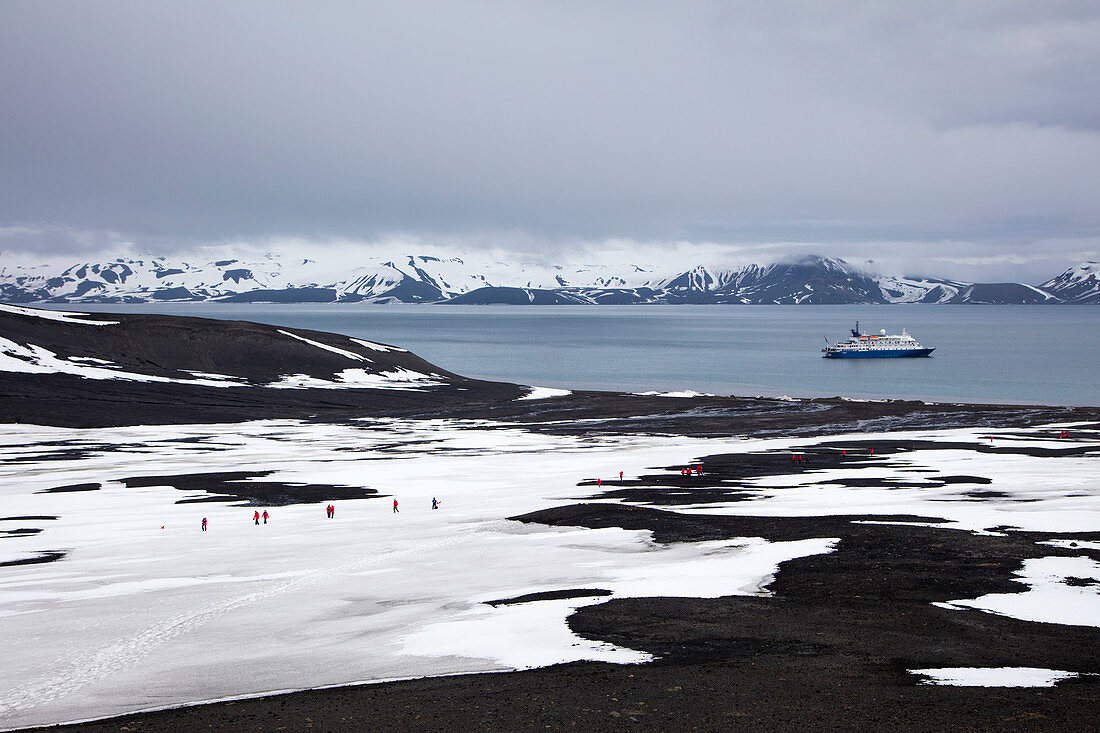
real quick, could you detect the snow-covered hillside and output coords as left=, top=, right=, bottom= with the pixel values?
left=1, top=253, right=1095, bottom=304
left=1039, top=261, right=1100, bottom=304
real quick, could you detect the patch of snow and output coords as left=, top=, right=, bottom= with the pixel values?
left=401, top=597, right=650, bottom=669
left=934, top=556, right=1100, bottom=628
left=1020, top=283, right=1059, bottom=301
left=68, top=357, right=118, bottom=366
left=518, top=386, right=572, bottom=400
left=635, top=390, right=715, bottom=398
left=0, top=337, right=246, bottom=387
left=1039, top=539, right=1100, bottom=552
left=349, top=337, right=406, bottom=353
left=276, top=330, right=368, bottom=361
left=0, top=303, right=118, bottom=325
left=911, top=667, right=1082, bottom=687
left=181, top=370, right=242, bottom=382
left=268, top=368, right=446, bottom=390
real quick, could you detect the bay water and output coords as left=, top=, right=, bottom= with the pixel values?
left=57, top=304, right=1099, bottom=406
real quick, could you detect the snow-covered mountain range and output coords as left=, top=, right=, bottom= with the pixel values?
left=1, top=253, right=1096, bottom=304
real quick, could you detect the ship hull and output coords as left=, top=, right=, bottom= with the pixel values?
left=823, top=348, right=934, bottom=359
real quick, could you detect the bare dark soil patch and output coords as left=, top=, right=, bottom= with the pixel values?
left=0, top=550, right=67, bottom=567
left=37, top=483, right=100, bottom=494
left=120, top=471, right=378, bottom=506
left=1, top=527, right=43, bottom=537
left=486, top=588, right=613, bottom=606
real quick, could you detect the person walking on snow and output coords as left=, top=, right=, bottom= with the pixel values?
left=253, top=510, right=260, bottom=525
left=393, top=499, right=399, bottom=513
left=619, top=471, right=624, bottom=481
left=201, top=517, right=207, bottom=531
left=262, top=510, right=269, bottom=524
left=431, top=497, right=439, bottom=510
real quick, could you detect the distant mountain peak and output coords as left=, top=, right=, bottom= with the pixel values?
left=0, top=253, right=1096, bottom=305
left=1039, top=260, right=1100, bottom=304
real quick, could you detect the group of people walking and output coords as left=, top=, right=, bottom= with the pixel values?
left=202, top=496, right=448, bottom=530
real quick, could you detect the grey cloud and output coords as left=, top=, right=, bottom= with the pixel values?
left=1, top=1, right=1098, bottom=268
left=0, top=223, right=130, bottom=256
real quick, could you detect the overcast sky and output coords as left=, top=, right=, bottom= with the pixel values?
left=2, top=1, right=1098, bottom=282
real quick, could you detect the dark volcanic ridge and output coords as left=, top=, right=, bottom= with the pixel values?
left=0, top=304, right=526, bottom=427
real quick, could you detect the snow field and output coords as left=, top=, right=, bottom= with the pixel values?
left=0, top=421, right=779, bottom=727
left=0, top=420, right=1096, bottom=726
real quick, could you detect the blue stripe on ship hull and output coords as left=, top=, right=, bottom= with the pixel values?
left=823, top=348, right=934, bottom=358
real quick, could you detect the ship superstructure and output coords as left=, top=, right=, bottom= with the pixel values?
left=822, top=322, right=934, bottom=358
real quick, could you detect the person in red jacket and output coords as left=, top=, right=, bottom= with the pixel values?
left=201, top=517, right=207, bottom=531
left=253, top=510, right=260, bottom=525
left=393, top=499, right=399, bottom=513
left=262, top=510, right=269, bottom=524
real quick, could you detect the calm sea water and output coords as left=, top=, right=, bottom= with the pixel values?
left=56, top=304, right=1099, bottom=406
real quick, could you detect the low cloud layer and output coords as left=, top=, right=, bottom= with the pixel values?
left=2, top=1, right=1098, bottom=282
